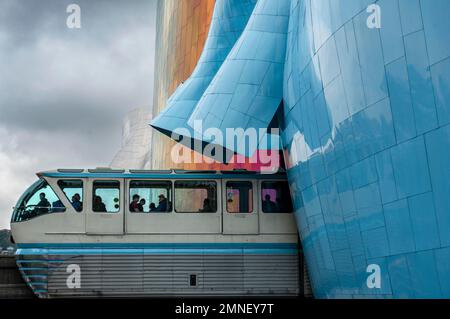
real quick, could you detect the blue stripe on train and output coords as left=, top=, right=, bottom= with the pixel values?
left=16, top=242, right=299, bottom=255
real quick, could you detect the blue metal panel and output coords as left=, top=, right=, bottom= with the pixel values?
left=379, top=0, right=404, bottom=64
left=374, top=149, right=398, bottom=204
left=420, top=0, right=450, bottom=65
left=387, top=254, right=414, bottom=299
left=354, top=183, right=384, bottom=232
left=404, top=30, right=439, bottom=135
left=390, top=136, right=431, bottom=198
left=398, top=0, right=422, bottom=35
left=383, top=199, right=415, bottom=255
left=350, top=156, right=377, bottom=190
left=334, top=23, right=366, bottom=116
left=385, top=57, right=417, bottom=143
left=185, top=0, right=290, bottom=156
left=408, top=192, right=440, bottom=251
left=352, top=8, right=388, bottom=106
left=407, top=251, right=442, bottom=298
left=425, top=124, right=450, bottom=246
left=435, top=247, right=450, bottom=296
left=431, top=57, right=450, bottom=126
left=361, top=227, right=389, bottom=259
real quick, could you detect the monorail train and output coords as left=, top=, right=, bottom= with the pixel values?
left=10, top=168, right=300, bottom=298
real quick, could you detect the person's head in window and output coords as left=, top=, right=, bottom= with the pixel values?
left=71, top=193, right=82, bottom=212
left=72, top=193, right=81, bottom=203
left=36, top=193, right=50, bottom=215
left=262, top=194, right=277, bottom=213
left=264, top=194, right=272, bottom=202
left=155, top=194, right=168, bottom=212
left=39, top=193, right=47, bottom=202
left=38, top=193, right=50, bottom=207
left=149, top=202, right=156, bottom=211
left=138, top=198, right=146, bottom=212
left=94, top=196, right=106, bottom=212
left=130, top=194, right=140, bottom=212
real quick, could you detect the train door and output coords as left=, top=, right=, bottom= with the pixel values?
left=86, top=178, right=125, bottom=234
left=222, top=180, right=259, bottom=235
left=258, top=180, right=298, bottom=234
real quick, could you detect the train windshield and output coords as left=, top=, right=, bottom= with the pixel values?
left=11, top=179, right=65, bottom=223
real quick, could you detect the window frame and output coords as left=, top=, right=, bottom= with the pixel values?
left=260, top=180, right=293, bottom=214
left=57, top=179, right=84, bottom=213
left=12, top=179, right=65, bottom=222
left=92, top=180, right=121, bottom=213
left=174, top=180, right=218, bottom=214
left=225, top=181, right=254, bottom=214
left=128, top=180, right=173, bottom=213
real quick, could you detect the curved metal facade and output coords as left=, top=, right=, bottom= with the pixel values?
left=153, top=0, right=450, bottom=298
left=151, top=0, right=272, bottom=171
left=283, top=0, right=450, bottom=298
left=152, top=0, right=258, bottom=140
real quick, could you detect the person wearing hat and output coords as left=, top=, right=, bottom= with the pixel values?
left=155, top=194, right=168, bottom=212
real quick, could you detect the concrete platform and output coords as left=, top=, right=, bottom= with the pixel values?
left=0, top=256, right=34, bottom=299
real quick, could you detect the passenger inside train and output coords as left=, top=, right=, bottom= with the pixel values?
left=71, top=193, right=82, bottom=212
left=11, top=170, right=294, bottom=222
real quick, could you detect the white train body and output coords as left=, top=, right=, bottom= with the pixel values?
left=11, top=169, right=300, bottom=298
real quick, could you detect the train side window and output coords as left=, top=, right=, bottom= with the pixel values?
left=57, top=180, right=83, bottom=212
left=12, top=180, right=65, bottom=222
left=226, top=181, right=253, bottom=213
left=261, top=181, right=293, bottom=213
left=174, top=181, right=217, bottom=213
left=92, top=181, right=120, bottom=213
left=129, top=181, right=172, bottom=213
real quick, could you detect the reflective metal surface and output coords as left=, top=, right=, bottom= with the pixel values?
left=153, top=0, right=450, bottom=298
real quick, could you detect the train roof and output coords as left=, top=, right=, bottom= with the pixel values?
left=38, top=168, right=288, bottom=180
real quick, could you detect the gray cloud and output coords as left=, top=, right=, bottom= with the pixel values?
left=0, top=0, right=157, bottom=228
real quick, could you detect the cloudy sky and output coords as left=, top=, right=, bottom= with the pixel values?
left=0, top=0, right=157, bottom=229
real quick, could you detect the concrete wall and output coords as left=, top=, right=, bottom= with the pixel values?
left=0, top=256, right=33, bottom=299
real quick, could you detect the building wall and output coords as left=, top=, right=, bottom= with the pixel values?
left=0, top=257, right=33, bottom=298
left=110, top=107, right=153, bottom=169
left=151, top=0, right=274, bottom=171
left=151, top=0, right=450, bottom=298
left=283, top=0, right=450, bottom=298
left=151, top=0, right=215, bottom=170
